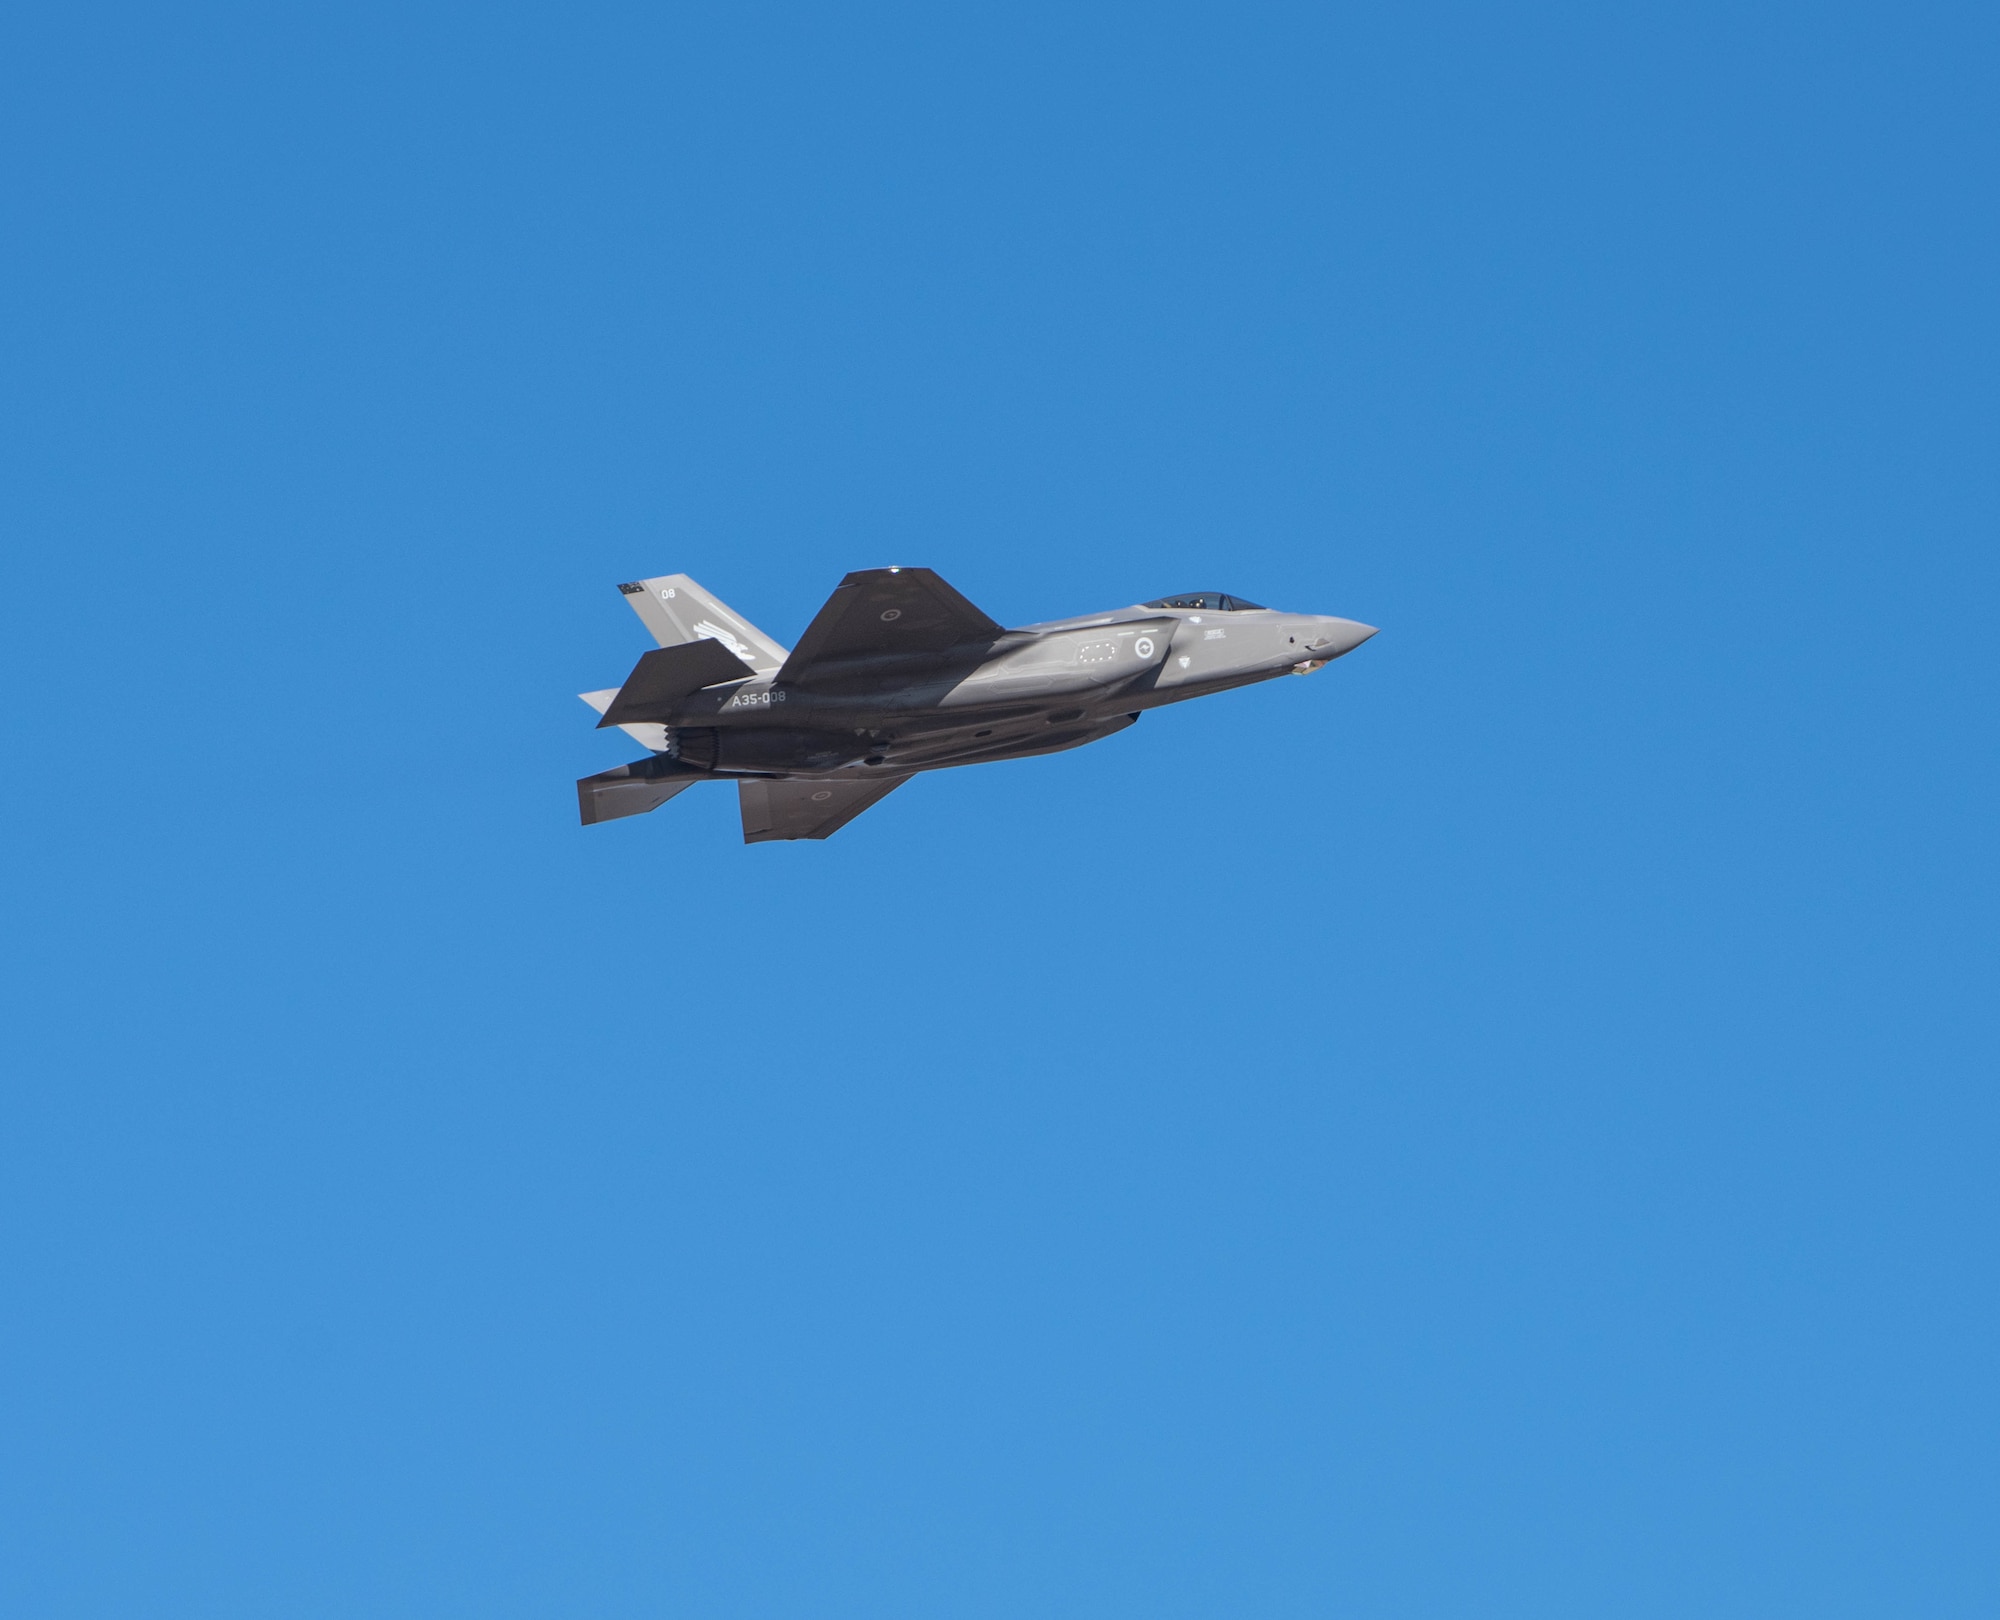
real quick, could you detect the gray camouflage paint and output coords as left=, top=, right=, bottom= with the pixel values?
left=578, top=568, right=1376, bottom=841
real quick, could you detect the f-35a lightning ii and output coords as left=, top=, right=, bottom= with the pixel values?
left=578, top=568, right=1376, bottom=842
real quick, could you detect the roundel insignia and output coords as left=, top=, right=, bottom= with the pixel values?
left=880, top=608, right=902, bottom=621
left=1134, top=636, right=1155, bottom=658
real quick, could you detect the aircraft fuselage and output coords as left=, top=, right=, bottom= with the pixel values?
left=577, top=570, right=1376, bottom=840
left=650, top=602, right=1370, bottom=776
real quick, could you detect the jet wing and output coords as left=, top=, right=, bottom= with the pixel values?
left=737, top=775, right=911, bottom=843
left=597, top=637, right=758, bottom=728
left=775, top=568, right=1003, bottom=685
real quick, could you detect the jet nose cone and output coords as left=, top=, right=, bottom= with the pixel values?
left=1305, top=618, right=1378, bottom=658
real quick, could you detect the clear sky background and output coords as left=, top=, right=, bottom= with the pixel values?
left=2, top=2, right=1995, bottom=1616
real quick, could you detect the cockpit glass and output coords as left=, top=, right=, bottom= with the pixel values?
left=1144, top=592, right=1263, bottom=611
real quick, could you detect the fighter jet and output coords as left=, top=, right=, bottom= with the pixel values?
left=577, top=568, right=1376, bottom=842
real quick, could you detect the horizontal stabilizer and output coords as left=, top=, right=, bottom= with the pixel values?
left=578, top=687, right=669, bottom=752
left=738, top=774, right=911, bottom=843
left=598, top=637, right=757, bottom=728
left=578, top=763, right=699, bottom=826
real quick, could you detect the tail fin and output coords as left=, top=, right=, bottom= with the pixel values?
left=617, top=574, right=789, bottom=673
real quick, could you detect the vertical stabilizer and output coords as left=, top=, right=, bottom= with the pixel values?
left=618, top=575, right=788, bottom=673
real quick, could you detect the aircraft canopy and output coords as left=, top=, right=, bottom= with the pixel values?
left=1143, top=592, right=1265, bottom=611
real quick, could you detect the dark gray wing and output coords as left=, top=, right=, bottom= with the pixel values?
left=737, top=775, right=912, bottom=843
left=775, top=568, right=1003, bottom=686
left=598, top=637, right=758, bottom=727
left=578, top=765, right=699, bottom=825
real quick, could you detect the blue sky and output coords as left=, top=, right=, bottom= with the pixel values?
left=2, top=2, right=1995, bottom=1615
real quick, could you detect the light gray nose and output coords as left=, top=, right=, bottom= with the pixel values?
left=1305, top=618, right=1378, bottom=659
